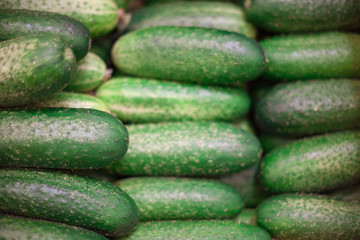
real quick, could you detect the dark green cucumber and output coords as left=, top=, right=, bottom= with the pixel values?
left=109, top=122, right=262, bottom=176
left=65, top=52, right=107, bottom=93
left=96, top=77, right=250, bottom=123
left=235, top=209, right=256, bottom=226
left=114, top=177, right=243, bottom=221
left=328, top=184, right=360, bottom=203
left=259, top=131, right=360, bottom=193
left=257, top=194, right=360, bottom=240
left=260, top=32, right=360, bottom=81
left=0, top=168, right=139, bottom=237
left=0, top=108, right=128, bottom=169
left=0, top=214, right=107, bottom=240
left=0, top=9, right=90, bottom=60
left=259, top=134, right=298, bottom=153
left=0, top=34, right=76, bottom=107
left=245, top=0, right=360, bottom=33
left=128, top=1, right=256, bottom=38
left=0, top=0, right=119, bottom=38
left=120, top=220, right=271, bottom=240
left=115, top=0, right=131, bottom=8
left=112, top=26, right=265, bottom=86
left=255, top=79, right=360, bottom=136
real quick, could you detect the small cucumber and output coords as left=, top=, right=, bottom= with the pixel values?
left=0, top=34, right=76, bottom=107
left=0, top=214, right=107, bottom=240
left=96, top=77, right=250, bottom=123
left=259, top=131, right=360, bottom=193
left=260, top=32, right=360, bottom=81
left=235, top=209, right=257, bottom=226
left=114, top=177, right=243, bottom=221
left=112, top=26, right=265, bottom=86
left=0, top=169, right=139, bottom=237
left=0, top=108, right=128, bottom=169
left=109, top=122, right=262, bottom=176
left=257, top=194, right=360, bottom=240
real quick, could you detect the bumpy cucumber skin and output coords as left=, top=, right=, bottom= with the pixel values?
left=245, top=0, right=360, bottom=33
left=0, top=108, right=128, bottom=169
left=255, top=79, right=360, bottom=136
left=0, top=9, right=90, bottom=60
left=65, top=52, right=107, bottom=92
left=112, top=26, right=265, bottom=86
left=260, top=32, right=360, bottom=81
left=0, top=214, right=107, bottom=240
left=109, top=122, right=262, bottom=176
left=114, top=177, right=243, bottom=221
left=96, top=77, right=250, bottom=123
left=259, top=131, right=360, bottom=194
left=0, top=169, right=139, bottom=237
left=121, top=220, right=271, bottom=240
left=235, top=209, right=257, bottom=226
left=0, top=35, right=76, bottom=107
left=257, top=194, right=360, bottom=240
left=128, top=1, right=256, bottom=39
left=0, top=0, right=119, bottom=38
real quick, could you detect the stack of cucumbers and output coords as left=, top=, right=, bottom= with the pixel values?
left=0, top=0, right=359, bottom=239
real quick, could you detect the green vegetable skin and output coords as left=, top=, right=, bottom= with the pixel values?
left=255, top=79, right=360, bottom=136
left=112, top=26, right=265, bottom=86
left=0, top=34, right=76, bottom=107
left=114, top=177, right=243, bottom=221
left=245, top=0, right=360, bottom=33
left=109, top=122, right=262, bottom=176
left=0, top=108, right=128, bottom=169
left=259, top=131, right=360, bottom=194
left=235, top=209, right=256, bottom=225
left=0, top=169, right=139, bottom=237
left=128, top=1, right=256, bottom=39
left=0, top=214, right=107, bottom=240
left=0, top=0, right=119, bottom=38
left=257, top=194, right=360, bottom=240
left=120, top=220, right=271, bottom=240
left=96, top=77, right=250, bottom=123
left=261, top=32, right=360, bottom=81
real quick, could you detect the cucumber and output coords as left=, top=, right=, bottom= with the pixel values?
left=232, top=119, right=255, bottom=135
left=235, top=209, right=256, bottom=226
left=108, top=122, right=262, bottom=176
left=96, top=77, right=250, bottom=123
left=65, top=52, right=107, bottom=93
left=328, top=184, right=360, bottom=203
left=0, top=214, right=107, bottom=240
left=259, top=134, right=298, bottom=153
left=0, top=0, right=119, bottom=38
left=115, top=0, right=131, bottom=8
left=128, top=1, right=256, bottom=39
left=245, top=0, right=360, bottom=33
left=0, top=168, right=139, bottom=237
left=259, top=131, right=360, bottom=193
left=260, top=32, right=360, bottom=81
left=0, top=108, right=128, bottom=169
left=121, top=220, right=271, bottom=240
left=0, top=34, right=76, bottom=107
left=29, top=92, right=110, bottom=113
left=257, top=194, right=360, bottom=240
left=255, top=79, right=360, bottom=136
left=112, top=26, right=265, bottom=86
left=114, top=177, right=243, bottom=221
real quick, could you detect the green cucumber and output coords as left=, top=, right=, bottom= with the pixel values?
left=328, top=184, right=360, bottom=203
left=109, top=122, right=262, bottom=176
left=0, top=34, right=76, bottom=107
left=120, top=220, right=271, bottom=240
left=255, top=79, right=360, bottom=136
left=112, top=26, right=265, bottom=86
left=114, top=177, right=243, bottom=221
left=96, top=77, right=250, bottom=123
left=0, top=108, right=128, bottom=169
left=0, top=168, right=139, bottom=237
left=259, top=134, right=298, bottom=153
left=257, top=194, right=360, bottom=240
left=245, top=0, right=360, bottom=33
left=0, top=214, right=107, bottom=240
left=115, top=0, right=131, bottom=8
left=128, top=1, right=256, bottom=39
left=0, top=0, right=119, bottom=38
left=235, top=209, right=256, bottom=226
left=259, top=131, right=360, bottom=193
left=232, top=119, right=255, bottom=135
left=0, top=9, right=90, bottom=60
left=260, top=32, right=360, bottom=81
left=65, top=52, right=107, bottom=93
